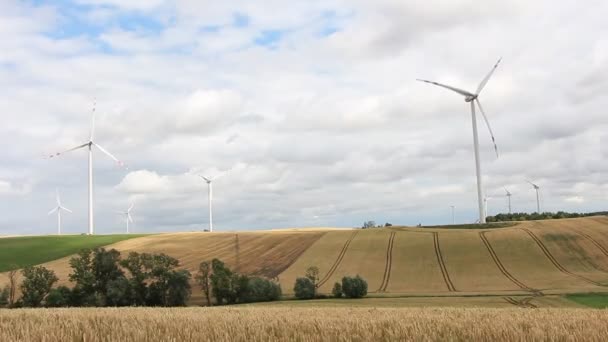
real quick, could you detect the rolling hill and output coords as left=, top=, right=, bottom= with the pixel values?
left=2, top=216, right=608, bottom=305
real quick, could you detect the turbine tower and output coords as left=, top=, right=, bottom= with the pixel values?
left=47, top=101, right=126, bottom=235
left=504, top=187, right=512, bottom=214
left=527, top=180, right=541, bottom=213
left=417, top=58, right=502, bottom=224
left=483, top=195, right=493, bottom=219
left=450, top=205, right=455, bottom=225
left=117, top=203, right=134, bottom=233
left=48, top=189, right=72, bottom=235
left=199, top=169, right=230, bottom=232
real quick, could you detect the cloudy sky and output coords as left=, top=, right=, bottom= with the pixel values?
left=0, top=0, right=606, bottom=235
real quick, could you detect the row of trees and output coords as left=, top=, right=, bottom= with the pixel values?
left=487, top=211, right=608, bottom=222
left=1, top=248, right=192, bottom=308
left=362, top=221, right=393, bottom=229
left=293, top=266, right=368, bottom=299
left=0, top=249, right=282, bottom=308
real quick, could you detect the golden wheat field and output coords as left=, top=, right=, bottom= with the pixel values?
left=1, top=307, right=608, bottom=342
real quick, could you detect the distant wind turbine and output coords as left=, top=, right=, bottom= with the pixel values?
left=418, top=58, right=502, bottom=224
left=450, top=205, right=455, bottom=225
left=199, top=169, right=231, bottom=232
left=48, top=189, right=72, bottom=235
left=117, top=203, right=134, bottom=233
left=527, top=180, right=541, bottom=213
left=47, top=101, right=127, bottom=235
left=484, top=195, right=493, bottom=219
left=504, top=187, right=512, bottom=214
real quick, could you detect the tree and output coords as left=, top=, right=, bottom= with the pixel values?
left=120, top=252, right=153, bottom=306
left=20, top=266, right=58, bottom=307
left=293, top=277, right=315, bottom=300
left=166, top=270, right=192, bottom=306
left=362, top=221, right=376, bottom=229
left=69, top=248, right=124, bottom=306
left=7, top=268, right=17, bottom=307
left=384, top=223, right=393, bottom=227
left=305, top=266, right=320, bottom=296
left=145, top=254, right=188, bottom=306
left=210, top=259, right=234, bottom=305
left=341, top=275, right=368, bottom=298
left=245, top=277, right=282, bottom=302
left=332, top=282, right=343, bottom=298
left=195, top=261, right=213, bottom=306
left=106, top=276, right=132, bottom=307
left=45, top=286, right=72, bottom=307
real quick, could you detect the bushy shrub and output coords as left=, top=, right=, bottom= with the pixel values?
left=342, top=275, right=367, bottom=298
left=45, top=286, right=72, bottom=307
left=332, top=282, right=342, bottom=298
left=21, top=266, right=58, bottom=307
left=0, top=286, right=8, bottom=307
left=245, top=277, right=282, bottom=302
left=293, top=277, right=315, bottom=300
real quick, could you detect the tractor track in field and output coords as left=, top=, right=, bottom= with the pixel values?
left=317, top=231, right=359, bottom=288
left=377, top=231, right=396, bottom=292
left=479, top=232, right=540, bottom=294
left=522, top=228, right=604, bottom=287
left=503, top=296, right=538, bottom=308
left=432, top=232, right=456, bottom=292
left=576, top=231, right=608, bottom=259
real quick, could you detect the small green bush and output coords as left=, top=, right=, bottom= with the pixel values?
left=293, top=277, right=315, bottom=300
left=342, top=275, right=368, bottom=298
left=45, top=286, right=72, bottom=307
left=0, top=286, right=9, bottom=307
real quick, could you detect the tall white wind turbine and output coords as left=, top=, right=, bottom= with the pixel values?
left=417, top=58, right=502, bottom=224
left=527, top=180, right=541, bottom=213
left=48, top=189, right=72, bottom=235
left=504, top=187, right=512, bottom=214
left=199, top=169, right=231, bottom=232
left=117, top=203, right=134, bottom=234
left=47, top=102, right=126, bottom=235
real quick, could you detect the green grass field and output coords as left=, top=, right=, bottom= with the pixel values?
left=566, top=293, right=608, bottom=308
left=0, top=235, right=147, bottom=272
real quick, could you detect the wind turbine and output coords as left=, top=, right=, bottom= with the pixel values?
left=483, top=195, right=493, bottom=219
left=47, top=102, right=126, bottom=235
left=504, top=187, right=512, bottom=214
left=199, top=169, right=231, bottom=232
left=117, top=203, right=134, bottom=234
left=527, top=180, right=541, bottom=213
left=48, top=189, right=72, bottom=235
left=417, top=58, right=502, bottom=224
left=450, top=205, right=455, bottom=225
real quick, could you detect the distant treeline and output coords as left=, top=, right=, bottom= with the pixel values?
left=486, top=211, right=608, bottom=222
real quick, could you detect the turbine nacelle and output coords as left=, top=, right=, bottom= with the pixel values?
left=465, top=94, right=478, bottom=103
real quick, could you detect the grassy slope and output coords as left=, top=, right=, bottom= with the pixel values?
left=566, top=293, right=608, bottom=308
left=0, top=235, right=146, bottom=272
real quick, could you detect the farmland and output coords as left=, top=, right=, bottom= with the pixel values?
left=2, top=216, right=608, bottom=305
left=2, top=307, right=608, bottom=341
left=0, top=235, right=146, bottom=272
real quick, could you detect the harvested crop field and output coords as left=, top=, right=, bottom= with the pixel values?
left=1, top=307, right=608, bottom=341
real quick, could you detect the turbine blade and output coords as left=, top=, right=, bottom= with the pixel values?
left=46, top=142, right=89, bottom=159
left=56, top=188, right=61, bottom=205
left=127, top=213, right=133, bottom=223
left=48, top=207, right=58, bottom=215
left=200, top=175, right=211, bottom=182
left=504, top=187, right=510, bottom=195
left=90, top=99, right=96, bottom=141
left=60, top=206, right=72, bottom=213
left=128, top=202, right=134, bottom=212
left=475, top=99, right=499, bottom=158
left=476, top=57, right=502, bottom=94
left=211, top=168, right=233, bottom=181
left=526, top=180, right=539, bottom=188
left=416, top=79, right=474, bottom=97
left=93, top=143, right=127, bottom=169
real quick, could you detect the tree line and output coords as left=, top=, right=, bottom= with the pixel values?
left=0, top=248, right=281, bottom=308
left=293, top=266, right=368, bottom=300
left=486, top=211, right=608, bottom=222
